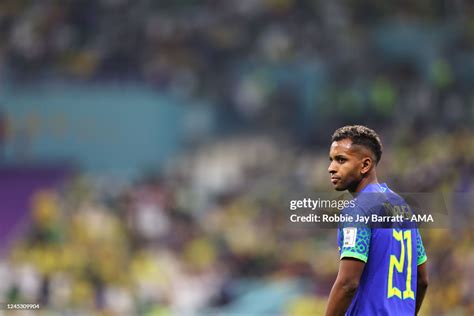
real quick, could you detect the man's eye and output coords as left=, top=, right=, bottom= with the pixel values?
left=337, top=158, right=346, bottom=163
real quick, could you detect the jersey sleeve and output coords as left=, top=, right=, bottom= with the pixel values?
left=416, top=229, right=427, bottom=265
left=338, top=226, right=371, bottom=263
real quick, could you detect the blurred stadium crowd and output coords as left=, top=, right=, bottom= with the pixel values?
left=0, top=0, right=474, bottom=315
left=1, top=0, right=473, bottom=132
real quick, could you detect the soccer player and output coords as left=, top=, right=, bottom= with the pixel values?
left=325, top=125, right=428, bottom=316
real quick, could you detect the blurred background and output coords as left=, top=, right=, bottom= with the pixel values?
left=0, top=0, right=473, bottom=315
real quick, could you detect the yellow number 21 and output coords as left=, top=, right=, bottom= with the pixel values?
left=387, top=229, right=415, bottom=300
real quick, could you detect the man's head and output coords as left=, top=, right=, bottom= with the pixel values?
left=328, top=125, right=382, bottom=192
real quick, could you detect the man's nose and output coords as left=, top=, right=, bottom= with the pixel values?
left=328, top=161, right=337, bottom=174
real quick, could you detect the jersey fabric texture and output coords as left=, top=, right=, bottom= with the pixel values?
left=337, top=183, right=427, bottom=316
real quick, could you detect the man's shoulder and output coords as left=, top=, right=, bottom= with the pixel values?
left=358, top=184, right=407, bottom=209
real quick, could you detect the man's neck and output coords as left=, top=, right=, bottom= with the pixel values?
left=350, top=173, right=379, bottom=195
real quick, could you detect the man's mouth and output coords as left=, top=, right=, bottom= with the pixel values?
left=331, top=176, right=341, bottom=184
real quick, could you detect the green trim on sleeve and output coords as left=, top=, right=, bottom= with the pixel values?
left=417, top=255, right=427, bottom=266
left=341, top=251, right=368, bottom=263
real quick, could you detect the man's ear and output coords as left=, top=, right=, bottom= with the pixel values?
left=360, top=157, right=373, bottom=175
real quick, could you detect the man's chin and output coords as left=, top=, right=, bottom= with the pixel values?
left=333, top=185, right=346, bottom=191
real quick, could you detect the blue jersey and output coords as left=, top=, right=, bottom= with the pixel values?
left=337, top=183, right=427, bottom=316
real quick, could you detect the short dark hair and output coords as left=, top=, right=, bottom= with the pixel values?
left=331, top=125, right=383, bottom=163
